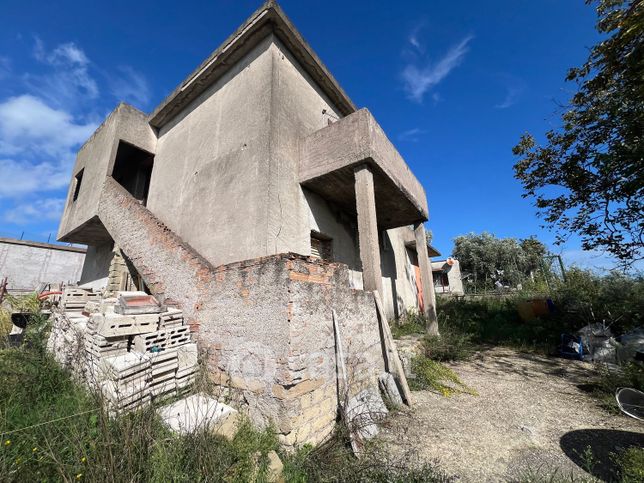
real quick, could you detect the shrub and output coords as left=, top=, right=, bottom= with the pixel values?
left=282, top=426, right=453, bottom=482
left=390, top=310, right=427, bottom=339
left=615, top=446, right=644, bottom=483
left=408, top=356, right=476, bottom=397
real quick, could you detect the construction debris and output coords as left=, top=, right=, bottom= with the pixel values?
left=158, top=393, right=239, bottom=437
left=47, top=286, right=198, bottom=413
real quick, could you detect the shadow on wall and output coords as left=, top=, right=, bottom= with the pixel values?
left=559, top=429, right=644, bottom=481
left=380, top=231, right=399, bottom=319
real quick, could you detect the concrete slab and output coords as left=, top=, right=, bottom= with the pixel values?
left=158, top=394, right=238, bottom=436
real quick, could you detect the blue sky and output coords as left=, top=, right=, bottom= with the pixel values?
left=0, top=0, right=627, bottom=271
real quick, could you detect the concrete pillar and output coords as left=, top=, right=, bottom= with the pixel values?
left=414, top=222, right=439, bottom=335
left=354, top=165, right=383, bottom=294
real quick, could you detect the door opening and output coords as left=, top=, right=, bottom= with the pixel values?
left=112, top=141, right=154, bottom=206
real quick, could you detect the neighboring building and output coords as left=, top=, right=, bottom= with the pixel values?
left=432, top=258, right=464, bottom=296
left=57, top=1, right=437, bottom=445
left=0, top=237, right=85, bottom=291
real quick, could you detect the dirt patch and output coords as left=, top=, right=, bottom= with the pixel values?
left=382, top=347, right=643, bottom=482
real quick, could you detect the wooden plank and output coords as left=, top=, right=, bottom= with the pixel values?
left=332, top=309, right=360, bottom=456
left=373, top=291, right=413, bottom=406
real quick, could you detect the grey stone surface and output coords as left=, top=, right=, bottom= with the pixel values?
left=346, top=388, right=388, bottom=441
left=0, top=237, right=85, bottom=290
left=379, top=372, right=403, bottom=408
left=158, top=393, right=238, bottom=435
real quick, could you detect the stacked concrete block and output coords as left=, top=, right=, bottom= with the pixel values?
left=84, top=332, right=129, bottom=359
left=114, top=291, right=164, bottom=315
left=61, top=287, right=101, bottom=313
left=87, top=312, right=159, bottom=338
left=149, top=350, right=178, bottom=397
left=98, top=352, right=152, bottom=411
left=159, top=308, right=184, bottom=330
left=132, top=326, right=191, bottom=353
left=176, top=343, right=198, bottom=393
left=48, top=289, right=198, bottom=414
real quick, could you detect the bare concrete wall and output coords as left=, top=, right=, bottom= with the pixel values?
left=79, top=242, right=114, bottom=290
left=380, top=227, right=422, bottom=320
left=148, top=36, right=274, bottom=267
left=58, top=104, right=157, bottom=244
left=266, top=37, right=344, bottom=257
left=433, top=259, right=464, bottom=295
left=0, top=238, right=85, bottom=290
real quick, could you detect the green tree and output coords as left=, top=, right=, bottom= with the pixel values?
left=513, top=0, right=643, bottom=266
left=452, top=233, right=549, bottom=292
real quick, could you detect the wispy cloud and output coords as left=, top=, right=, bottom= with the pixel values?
left=28, top=37, right=99, bottom=106
left=0, top=95, right=97, bottom=202
left=407, top=22, right=426, bottom=53
left=0, top=94, right=96, bottom=159
left=3, top=198, right=65, bottom=224
left=0, top=56, right=10, bottom=79
left=109, top=65, right=151, bottom=106
left=398, top=128, right=426, bottom=142
left=0, top=36, right=149, bottom=234
left=494, top=76, right=526, bottom=109
left=401, top=34, right=473, bottom=103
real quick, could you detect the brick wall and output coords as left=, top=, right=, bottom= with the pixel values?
left=97, top=177, right=384, bottom=445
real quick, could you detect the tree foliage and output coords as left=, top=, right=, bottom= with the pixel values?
left=453, top=232, right=547, bottom=292
left=513, top=0, right=643, bottom=266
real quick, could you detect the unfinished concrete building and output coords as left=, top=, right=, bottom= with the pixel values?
left=57, top=1, right=438, bottom=445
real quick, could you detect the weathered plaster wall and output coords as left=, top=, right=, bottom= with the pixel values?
left=148, top=36, right=274, bottom=267
left=58, top=104, right=156, bottom=244
left=79, top=242, right=114, bottom=290
left=0, top=238, right=85, bottom=290
left=304, top=189, right=363, bottom=289
left=380, top=227, right=421, bottom=320
left=432, top=259, right=464, bottom=295
left=265, top=37, right=344, bottom=258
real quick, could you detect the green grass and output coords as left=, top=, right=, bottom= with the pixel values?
left=390, top=310, right=427, bottom=339
left=283, top=427, right=452, bottom=483
left=0, top=315, right=280, bottom=482
left=1, top=310, right=452, bottom=482
left=615, top=447, right=644, bottom=483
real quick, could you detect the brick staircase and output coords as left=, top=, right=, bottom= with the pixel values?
left=98, top=177, right=215, bottom=329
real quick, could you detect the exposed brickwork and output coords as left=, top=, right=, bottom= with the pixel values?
left=97, top=178, right=384, bottom=446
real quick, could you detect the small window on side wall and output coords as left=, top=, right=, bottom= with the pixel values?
left=73, top=169, right=84, bottom=202
left=310, top=232, right=333, bottom=261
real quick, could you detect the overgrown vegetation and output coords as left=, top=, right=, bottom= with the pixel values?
left=0, top=313, right=280, bottom=482
left=585, top=362, right=644, bottom=414
left=615, top=446, right=644, bottom=483
left=1, top=306, right=453, bottom=482
left=393, top=266, right=644, bottom=358
left=283, top=427, right=452, bottom=482
left=408, top=356, right=476, bottom=397
left=0, top=292, right=40, bottom=337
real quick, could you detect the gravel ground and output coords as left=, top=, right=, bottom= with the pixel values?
left=382, top=347, right=644, bottom=482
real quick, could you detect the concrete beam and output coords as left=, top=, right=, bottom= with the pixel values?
left=414, top=222, right=438, bottom=335
left=355, top=165, right=382, bottom=294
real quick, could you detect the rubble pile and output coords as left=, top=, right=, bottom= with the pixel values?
left=48, top=286, right=198, bottom=412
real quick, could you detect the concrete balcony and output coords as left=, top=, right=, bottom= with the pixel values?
left=299, top=108, right=428, bottom=229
